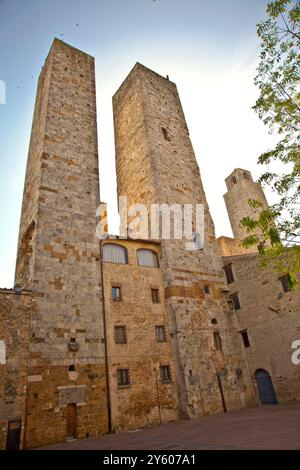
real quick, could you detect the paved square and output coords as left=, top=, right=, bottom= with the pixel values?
left=38, top=404, right=300, bottom=450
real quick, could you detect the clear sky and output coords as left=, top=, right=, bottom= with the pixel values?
left=0, top=0, right=279, bottom=287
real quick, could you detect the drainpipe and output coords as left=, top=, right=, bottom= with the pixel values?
left=99, top=240, right=112, bottom=434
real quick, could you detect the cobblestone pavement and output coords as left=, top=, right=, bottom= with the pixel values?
left=38, top=404, right=300, bottom=450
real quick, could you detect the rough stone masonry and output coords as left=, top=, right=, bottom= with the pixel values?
left=0, top=39, right=299, bottom=449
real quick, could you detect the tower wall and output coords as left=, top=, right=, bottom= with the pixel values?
left=224, top=168, right=269, bottom=240
left=113, top=64, right=255, bottom=418
left=15, top=39, right=108, bottom=447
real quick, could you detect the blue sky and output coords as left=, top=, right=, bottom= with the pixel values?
left=0, top=0, right=278, bottom=287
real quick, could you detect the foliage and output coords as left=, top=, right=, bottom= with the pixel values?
left=242, top=0, right=300, bottom=285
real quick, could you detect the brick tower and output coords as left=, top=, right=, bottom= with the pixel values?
left=113, top=64, right=255, bottom=418
left=224, top=168, right=269, bottom=240
left=15, top=39, right=108, bottom=447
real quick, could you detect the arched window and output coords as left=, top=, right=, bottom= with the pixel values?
left=103, top=243, right=128, bottom=264
left=137, top=249, right=159, bottom=268
left=0, top=341, right=5, bottom=365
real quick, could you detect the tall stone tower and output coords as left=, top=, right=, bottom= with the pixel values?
left=15, top=39, right=108, bottom=447
left=113, top=63, right=255, bottom=418
left=224, top=168, right=269, bottom=240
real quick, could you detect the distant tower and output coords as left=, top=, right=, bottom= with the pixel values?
left=224, top=168, right=269, bottom=240
left=113, top=64, right=254, bottom=419
left=15, top=39, right=108, bottom=447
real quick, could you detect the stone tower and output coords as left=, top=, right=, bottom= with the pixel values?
left=113, top=63, right=255, bottom=418
left=224, top=168, right=269, bottom=240
left=15, top=39, right=108, bottom=447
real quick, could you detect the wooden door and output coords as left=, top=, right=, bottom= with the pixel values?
left=6, top=419, right=22, bottom=450
left=66, top=404, right=77, bottom=439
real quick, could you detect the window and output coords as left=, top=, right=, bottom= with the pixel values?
left=230, top=293, right=241, bottom=310
left=214, top=332, right=222, bottom=351
left=115, top=326, right=127, bottom=344
left=279, top=274, right=292, bottom=292
left=161, top=127, right=171, bottom=141
left=243, top=172, right=250, bottom=180
left=151, top=288, right=160, bottom=303
left=155, top=326, right=166, bottom=342
left=224, top=264, right=234, bottom=284
left=211, top=318, right=218, bottom=325
left=204, top=285, right=210, bottom=294
left=103, top=243, right=128, bottom=264
left=160, top=365, right=172, bottom=383
left=117, top=368, right=130, bottom=387
left=232, top=176, right=238, bottom=184
left=137, top=249, right=159, bottom=268
left=112, top=286, right=121, bottom=301
left=241, top=330, right=250, bottom=348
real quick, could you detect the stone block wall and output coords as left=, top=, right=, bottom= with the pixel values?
left=222, top=253, right=300, bottom=404
left=0, top=289, right=32, bottom=449
left=102, top=239, right=179, bottom=431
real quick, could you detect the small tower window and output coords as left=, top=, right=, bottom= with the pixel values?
left=224, top=264, right=234, bottom=284
left=161, top=127, right=171, bottom=141
left=240, top=330, right=250, bottom=348
left=112, top=286, right=121, bottom=301
left=232, top=176, right=238, bottom=184
left=155, top=326, right=166, bottom=342
left=230, top=293, right=241, bottom=310
left=117, top=369, right=130, bottom=387
left=160, top=365, right=172, bottom=383
left=279, top=274, right=292, bottom=292
left=114, top=326, right=127, bottom=344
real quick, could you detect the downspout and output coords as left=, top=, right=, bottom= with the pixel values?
left=99, top=239, right=112, bottom=434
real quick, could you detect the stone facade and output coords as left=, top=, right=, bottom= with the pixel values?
left=0, top=289, right=32, bottom=449
left=221, top=253, right=300, bottom=404
left=113, top=63, right=255, bottom=419
left=102, top=239, right=179, bottom=431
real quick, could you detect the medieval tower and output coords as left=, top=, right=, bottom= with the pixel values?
left=14, top=39, right=108, bottom=447
left=224, top=168, right=269, bottom=240
left=113, top=63, right=255, bottom=418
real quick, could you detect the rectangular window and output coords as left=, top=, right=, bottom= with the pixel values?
left=117, top=368, right=130, bottom=387
left=279, top=274, right=292, bottom=292
left=230, top=293, right=241, bottom=310
left=224, top=264, right=234, bottom=284
left=112, top=286, right=121, bottom=301
left=151, top=288, right=160, bottom=303
left=213, top=332, right=222, bottom=351
left=241, top=330, right=250, bottom=348
left=204, top=285, right=210, bottom=294
left=160, top=365, right=172, bottom=383
left=155, top=326, right=166, bottom=342
left=114, top=326, right=127, bottom=344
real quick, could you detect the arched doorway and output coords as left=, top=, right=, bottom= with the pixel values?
left=255, top=369, right=277, bottom=405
